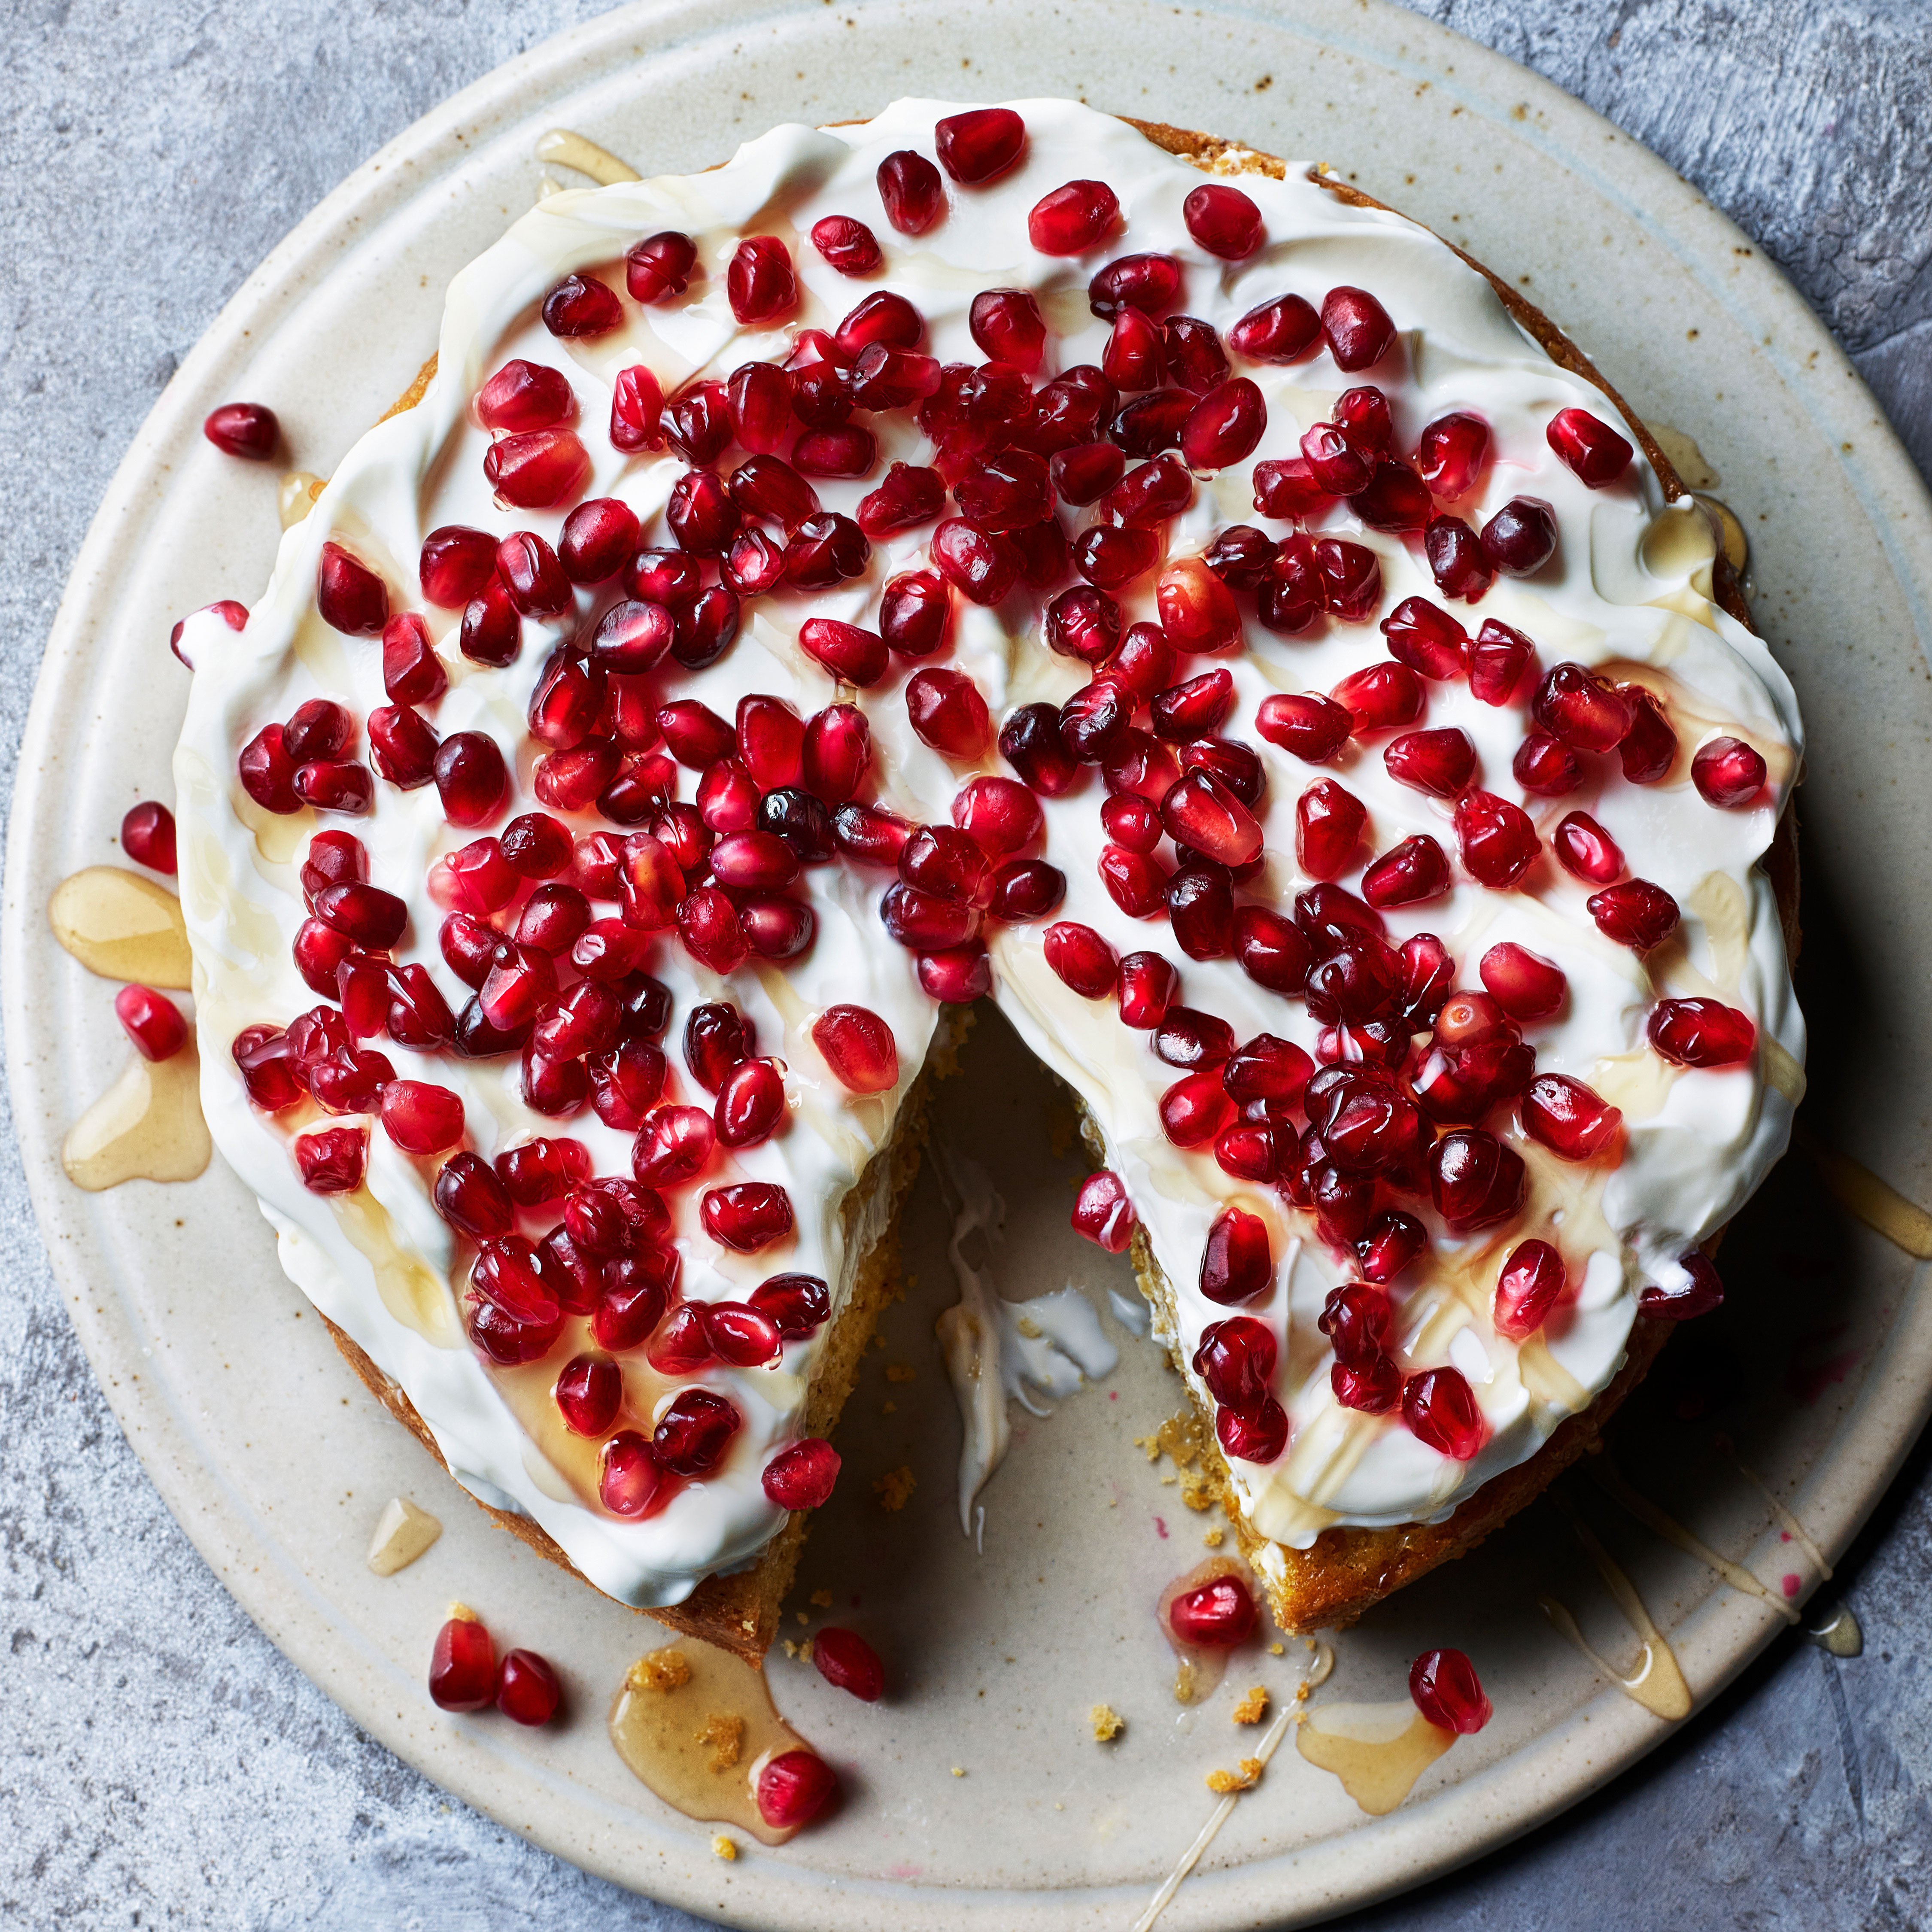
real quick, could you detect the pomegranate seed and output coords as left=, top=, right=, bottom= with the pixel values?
left=1163, top=865, right=1229, bottom=960
left=1452, top=789, right=1539, bottom=889
left=1321, top=286, right=1396, bottom=370
left=316, top=542, right=388, bottom=635
left=1588, top=878, right=1679, bottom=951
left=1351, top=460, right=1434, bottom=532
left=1156, top=771, right=1256, bottom=868
left=622, top=229, right=696, bottom=304
left=1377, top=599, right=1464, bottom=683
left=1640, top=1249, right=1726, bottom=1321
left=1481, top=496, right=1558, bottom=576
left=813, top=1005, right=899, bottom=1093
left=624, top=1109, right=713, bottom=1193
left=794, top=617, right=886, bottom=689
left=756, top=1748, right=838, bottom=1829
left=1196, top=1206, right=1271, bottom=1303
left=931, top=519, right=1021, bottom=605
left=650, top=1387, right=740, bottom=1475
left=966, top=291, right=1048, bottom=378
left=1425, top=514, right=1494, bottom=602
left=833, top=802, right=915, bottom=868
left=379, top=616, right=445, bottom=709
left=1225, top=908, right=1306, bottom=997
left=1154, top=1006, right=1235, bottom=1072
left=1044, top=584, right=1122, bottom=666
left=1333, top=1354, right=1403, bottom=1412
left=1476, top=942, right=1564, bottom=1021
left=1151, top=319, right=1220, bottom=400
left=1228, top=292, right=1320, bottom=362
left=112, top=984, right=186, bottom=1062
left=429, top=1611, right=496, bottom=1711
left=1330, top=386, right=1391, bottom=453
left=929, top=103, right=1024, bottom=181
left=1091, top=252, right=1183, bottom=325
left=1352, top=1211, right=1425, bottom=1285
left=1169, top=1574, right=1257, bottom=1646
left=1047, top=443, right=1122, bottom=510
left=431, top=732, right=508, bottom=829
left=1301, top=421, right=1374, bottom=495
left=999, top=702, right=1081, bottom=797
left=1363, top=834, right=1452, bottom=909
left=1028, top=179, right=1118, bottom=255
left=483, top=429, right=591, bottom=510
left=727, top=236, right=797, bottom=325
left=1618, top=686, right=1678, bottom=782
left=1692, top=735, right=1769, bottom=808
left=1403, top=1367, right=1485, bottom=1460
left=658, top=701, right=736, bottom=770
left=1328, top=665, right=1418, bottom=740
left=762, top=1437, right=841, bottom=1511
left=1097, top=452, right=1193, bottom=529
left=1494, top=1240, right=1567, bottom=1341
left=476, top=359, right=574, bottom=433
left=1097, top=844, right=1170, bottom=919
left=1535, top=662, right=1634, bottom=753
left=1193, top=1317, right=1277, bottom=1409
left=1541, top=814, right=1622, bottom=889
left=791, top=425, right=877, bottom=479
left=1647, top=996, right=1757, bottom=1068
left=803, top=213, right=878, bottom=279
left=605, top=365, right=665, bottom=454
left=1382, top=727, right=1474, bottom=798
left=810, top=1625, right=885, bottom=1703
left=203, top=401, right=278, bottom=459
left=904, top=667, right=991, bottom=758
left=1312, top=539, right=1381, bottom=623
left=1292, top=779, right=1362, bottom=881
left=1155, top=1066, right=1232, bottom=1147
left=758, top=787, right=834, bottom=864
left=673, top=586, right=741, bottom=669
left=1218, top=1398, right=1289, bottom=1462
left=598, top=1431, right=664, bottom=1516
left=797, top=705, right=869, bottom=805
left=915, top=942, right=989, bottom=1001
left=947, top=776, right=1039, bottom=860
left=662, top=382, right=732, bottom=465
left=1508, top=730, right=1576, bottom=799
left=899, top=825, right=989, bottom=906
left=1171, top=178, right=1261, bottom=256
left=991, top=858, right=1064, bottom=921
left=489, top=1649, right=561, bottom=1728
left=1428, top=1128, right=1527, bottom=1231
left=785, top=511, right=871, bottom=590
left=542, top=272, right=621, bottom=337
left=1179, top=379, right=1266, bottom=471
left=877, top=148, right=945, bottom=234
left=836, top=290, right=925, bottom=358
left=1415, top=412, right=1489, bottom=498
left=296, top=1124, right=366, bottom=1194
left=1109, top=390, right=1193, bottom=458
left=118, top=799, right=177, bottom=875
left=700, top=1180, right=793, bottom=1253
left=857, top=466, right=946, bottom=545
left=676, top=885, right=748, bottom=972
left=552, top=1352, right=623, bottom=1438
left=1113, top=951, right=1176, bottom=1029
left=458, top=579, right=521, bottom=667
left=1410, top=1647, right=1492, bottom=1735
left=1521, top=1072, right=1623, bottom=1160
left=1546, top=406, right=1634, bottom=487
left=1099, top=794, right=1159, bottom=854
left=1321, top=1287, right=1398, bottom=1372
left=1249, top=693, right=1344, bottom=766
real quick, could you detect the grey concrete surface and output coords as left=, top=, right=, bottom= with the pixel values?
left=3, top=3, right=1930, bottom=1926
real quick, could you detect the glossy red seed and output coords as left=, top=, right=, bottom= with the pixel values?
left=1193, top=1317, right=1277, bottom=1409
left=429, top=1613, right=496, bottom=1711
left=203, top=401, right=278, bottom=459
left=798, top=617, right=889, bottom=688
left=1640, top=1249, right=1726, bottom=1321
left=877, top=149, right=945, bottom=234
left=655, top=1387, right=743, bottom=1476
left=494, top=1649, right=561, bottom=1727
left=702, top=1181, right=794, bottom=1252
left=631, top=1106, right=716, bottom=1188
left=1535, top=662, right=1634, bottom=753
left=625, top=229, right=697, bottom=304
left=1028, top=179, right=1118, bottom=255
left=475, top=359, right=574, bottom=434
left=1096, top=844, right=1170, bottom=919
left=1228, top=292, right=1321, bottom=362
left=113, top=984, right=187, bottom=1061
left=295, top=1124, right=367, bottom=1194
left=727, top=236, right=798, bottom=325
left=1169, top=1574, right=1257, bottom=1647
left=906, top=668, right=991, bottom=757
left=1198, top=1207, right=1272, bottom=1304
left=1546, top=406, right=1634, bottom=486
left=1181, top=379, right=1266, bottom=470
left=969, top=287, right=1047, bottom=372
left=1321, top=286, right=1396, bottom=370
left=1403, top=1366, right=1485, bottom=1460
left=1692, top=735, right=1769, bottom=808
left=1379, top=599, right=1466, bottom=683
left=316, top=541, right=389, bottom=635
left=118, top=800, right=177, bottom=875
left=1425, top=514, right=1495, bottom=603
left=933, top=518, right=1021, bottom=605
left=814, top=1005, right=898, bottom=1093
left=1620, top=686, right=1679, bottom=783
left=812, top=1626, right=885, bottom=1702
left=1293, top=779, right=1363, bottom=881
left=483, top=429, right=592, bottom=510
left=608, top=364, right=666, bottom=454
left=1480, top=496, right=1558, bottom=576
left=1333, top=1353, right=1403, bottom=1413
left=555, top=1353, right=623, bottom=1436
left=1301, top=420, right=1373, bottom=495
left=1453, top=789, right=1540, bottom=888
left=600, top=1431, right=664, bottom=1516
left=807, top=213, right=881, bottom=277
left=756, top=1748, right=838, bottom=1830
left=1160, top=771, right=1261, bottom=868
left=1588, top=878, right=1680, bottom=951
left=543, top=273, right=622, bottom=337
left=1250, top=693, right=1346, bottom=765
left=1494, top=1240, right=1566, bottom=1340
left=763, top=1437, right=841, bottom=1509
left=1114, top=951, right=1176, bottom=1030
left=1182, top=181, right=1263, bottom=258
left=1410, top=1648, right=1493, bottom=1733
left=1521, top=1072, right=1623, bottom=1160
left=1477, top=942, right=1565, bottom=1021
left=999, top=702, right=1081, bottom=797
left=1428, top=1128, right=1527, bottom=1232
left=917, top=942, right=991, bottom=1001
left=1382, top=727, right=1474, bottom=799
left=935, top=105, right=1026, bottom=182
left=1065, top=1169, right=1135, bottom=1254
left=1362, top=835, right=1452, bottom=909
left=1416, top=412, right=1490, bottom=498
left=1647, top=997, right=1757, bottom=1068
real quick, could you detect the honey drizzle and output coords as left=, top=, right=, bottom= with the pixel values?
left=61, top=1041, right=212, bottom=1190
left=329, top=1189, right=463, bottom=1347
left=1796, top=1130, right=1932, bottom=1258
left=1294, top=1702, right=1456, bottom=1816
left=49, top=866, right=192, bottom=987
left=534, top=128, right=642, bottom=185
left=608, top=1640, right=812, bottom=1846
left=1540, top=1504, right=1692, bottom=1719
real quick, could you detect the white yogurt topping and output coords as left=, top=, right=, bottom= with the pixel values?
left=173, top=98, right=1802, bottom=1606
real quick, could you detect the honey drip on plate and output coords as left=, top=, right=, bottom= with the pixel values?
left=534, top=128, right=641, bottom=185
left=1797, top=1130, right=1932, bottom=1258
left=1807, top=1605, right=1863, bottom=1657
left=1156, top=1556, right=1253, bottom=1705
left=49, top=866, right=192, bottom=987
left=331, top=1190, right=462, bottom=1348
left=1294, top=1701, right=1455, bottom=1816
left=608, top=1640, right=812, bottom=1846
left=1540, top=1507, right=1692, bottom=1719
left=61, top=1040, right=211, bottom=1190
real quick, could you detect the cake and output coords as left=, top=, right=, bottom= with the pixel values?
left=171, top=98, right=1804, bottom=1664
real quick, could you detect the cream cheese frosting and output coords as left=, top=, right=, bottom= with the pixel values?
left=173, top=97, right=1802, bottom=1609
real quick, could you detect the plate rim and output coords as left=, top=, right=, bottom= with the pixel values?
left=6, top=2, right=1932, bottom=1926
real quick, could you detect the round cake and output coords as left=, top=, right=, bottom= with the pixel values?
left=171, top=97, right=1804, bottom=1658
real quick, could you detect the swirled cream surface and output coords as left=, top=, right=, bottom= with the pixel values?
left=173, top=98, right=1802, bottom=1607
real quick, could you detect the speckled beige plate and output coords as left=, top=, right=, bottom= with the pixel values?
left=8, top=3, right=1932, bottom=1926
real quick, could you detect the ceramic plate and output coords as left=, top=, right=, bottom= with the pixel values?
left=8, top=2, right=1932, bottom=1926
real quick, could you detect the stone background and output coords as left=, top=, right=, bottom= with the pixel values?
left=3, top=2, right=1929, bottom=1926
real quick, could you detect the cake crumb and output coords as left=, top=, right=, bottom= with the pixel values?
left=882, top=1400, right=897, bottom=1414
left=628, top=1647, right=692, bottom=1693
left=874, top=1465, right=916, bottom=1511
left=780, top=1638, right=803, bottom=1660
left=810, top=1589, right=833, bottom=1607
left=712, top=1835, right=738, bottom=1861
left=695, top=1711, right=744, bottom=1771
left=796, top=1611, right=809, bottom=1624
left=1270, top=1642, right=1286, bottom=1656
left=951, top=1765, right=966, bottom=1777
left=1017, top=1314, right=1043, bottom=1339
left=1180, top=1471, right=1217, bottom=1512
left=1232, top=1686, right=1270, bottom=1725
left=1203, top=1527, right=1225, bottom=1547
left=885, top=1363, right=915, bottom=1383
left=447, top=1600, right=480, bottom=1623
left=1091, top=1703, right=1125, bottom=1741
left=1206, top=1758, right=1264, bottom=1794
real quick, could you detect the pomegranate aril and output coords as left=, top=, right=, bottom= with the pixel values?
left=1416, top=412, right=1490, bottom=498
left=1647, top=996, right=1757, bottom=1068
left=1476, top=942, right=1564, bottom=1021
left=1410, top=1647, right=1492, bottom=1734
left=316, top=542, right=389, bottom=636
left=1348, top=462, right=1438, bottom=538
left=999, top=702, right=1081, bottom=797
left=1179, top=378, right=1265, bottom=471
left=1363, top=834, right=1452, bottom=909
left=1547, top=406, right=1634, bottom=487
left=1619, top=686, right=1678, bottom=783
left=295, top=1124, right=366, bottom=1194
left=1521, top=1072, right=1623, bottom=1160
left=1588, top=878, right=1679, bottom=951
left=434, top=732, right=510, bottom=829
left=1384, top=727, right=1476, bottom=799
left=653, top=1385, right=745, bottom=1476
left=1428, top=1128, right=1527, bottom=1232
left=429, top=1611, right=496, bottom=1711
left=1292, top=779, right=1362, bottom=881
left=1029, top=179, right=1119, bottom=255
left=1493, top=1239, right=1567, bottom=1341
left=902, top=667, right=989, bottom=758
left=113, top=984, right=186, bottom=1062
left=1535, top=662, right=1634, bottom=753
left=599, top=1431, right=665, bottom=1516
left=1380, top=597, right=1467, bottom=682
left=631, top=1105, right=717, bottom=1188
left=810, top=213, right=881, bottom=275
left=812, top=1004, right=899, bottom=1094
left=238, top=724, right=301, bottom=813
left=1481, top=496, right=1558, bottom=576
left=1425, top=514, right=1494, bottom=603
left=763, top=1436, right=841, bottom=1510
left=1640, top=1249, right=1726, bottom=1321
left=1228, top=291, right=1321, bottom=362
left=756, top=1749, right=838, bottom=1830
left=727, top=235, right=798, bottom=325
left=119, top=800, right=177, bottom=875
left=459, top=579, right=521, bottom=666
left=1453, top=789, right=1540, bottom=889
left=802, top=1624, right=884, bottom=1705
left=1168, top=1574, right=1257, bottom=1647
left=1321, top=286, right=1396, bottom=370
left=484, top=428, right=591, bottom=510
left=1164, top=865, right=1230, bottom=961
left=622, top=229, right=696, bottom=304
left=1113, top=951, right=1176, bottom=1030
left=489, top=1649, right=561, bottom=1729
left=1194, top=1206, right=1269, bottom=1304
left=1692, top=735, right=1768, bottom=808
left=202, top=399, right=279, bottom=459
left=677, top=885, right=750, bottom=972
left=1402, top=1366, right=1485, bottom=1460
left=1333, top=1353, right=1403, bottom=1413
left=1300, top=421, right=1373, bottom=495
left=1098, top=844, right=1171, bottom=920
left=379, top=615, right=446, bottom=708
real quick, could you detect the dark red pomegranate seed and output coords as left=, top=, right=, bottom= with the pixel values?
left=432, top=732, right=508, bottom=828
left=1331, top=662, right=1420, bottom=737
left=1116, top=951, right=1178, bottom=1029
left=1428, top=1128, right=1527, bottom=1232
left=1481, top=496, right=1558, bottom=576
left=1250, top=693, right=1346, bottom=765
left=662, top=382, right=732, bottom=464
left=1363, top=835, right=1452, bottom=909
left=877, top=149, right=945, bottom=234
left=835, top=289, right=925, bottom=356
left=1321, top=286, right=1396, bottom=370
left=1092, top=253, right=1182, bottom=323
left=1295, top=779, right=1364, bottom=881
left=1546, top=811, right=1621, bottom=885
left=727, top=236, right=797, bottom=325
left=1028, top=179, right=1118, bottom=255
left=1197, top=1206, right=1271, bottom=1303
left=1180, top=379, right=1266, bottom=471
left=1588, top=878, right=1679, bottom=951
left=799, top=617, right=888, bottom=688
left=792, top=425, right=878, bottom=479
left=1384, top=727, right=1476, bottom=799
left=1510, top=729, right=1579, bottom=798
left=1169, top=1574, right=1256, bottom=1646
left=1060, top=1169, right=1135, bottom=1257
left=1403, top=1367, right=1485, bottom=1460
left=653, top=1386, right=744, bottom=1474
left=935, top=105, right=1026, bottom=182
left=918, top=942, right=991, bottom=1001
left=1045, top=584, right=1122, bottom=665
left=119, top=800, right=177, bottom=874
left=417, top=526, right=496, bottom=611
left=1179, top=179, right=1261, bottom=256
left=296, top=1124, right=367, bottom=1193
left=1301, top=421, right=1373, bottom=495
left=1217, top=1399, right=1288, bottom=1463
left=1619, top=686, right=1678, bottom=782
left=803, top=705, right=872, bottom=804
left=543, top=273, right=622, bottom=337
left=483, top=428, right=591, bottom=510
left=1494, top=1240, right=1566, bottom=1340
left=1476, top=942, right=1564, bottom=1021
left=1546, top=406, right=1634, bottom=486
left=429, top=1611, right=496, bottom=1711
left=756, top=1748, right=838, bottom=1829
left=1640, top=1249, right=1725, bottom=1321
left=1160, top=771, right=1261, bottom=867
left=1425, top=514, right=1494, bottom=602
left=1097, top=844, right=1170, bottom=919
left=1193, top=1316, right=1276, bottom=1409
left=1692, top=735, right=1768, bottom=807
left=931, top=518, right=1021, bottom=605
left=1379, top=598, right=1465, bottom=683
left=812, top=1626, right=885, bottom=1703
left=606, top=365, right=665, bottom=455
left=459, top=580, right=521, bottom=667
left=1647, top=996, right=1757, bottom=1067
left=858, top=464, right=947, bottom=540
left=763, top=1437, right=841, bottom=1509
left=316, top=542, right=388, bottom=635
left=999, top=702, right=1081, bottom=797
left=1229, top=292, right=1320, bottom=362
left=625, top=229, right=696, bottom=303
left=1416, top=412, right=1489, bottom=498
left=1463, top=619, right=1532, bottom=706
left=600, top=1431, right=664, bottom=1516
left=969, top=288, right=1047, bottom=372
left=629, top=1105, right=715, bottom=1188
left=1454, top=789, right=1540, bottom=888
left=113, top=984, right=186, bottom=1061
left=1521, top=1073, right=1623, bottom=1160
left=1535, top=662, right=1634, bottom=753
left=1410, top=1648, right=1492, bottom=1733
left=204, top=401, right=278, bottom=459
left=476, top=358, right=574, bottom=433
left=809, top=213, right=882, bottom=275
left=814, top=1005, right=898, bottom=1092
left=493, top=1649, right=561, bottom=1728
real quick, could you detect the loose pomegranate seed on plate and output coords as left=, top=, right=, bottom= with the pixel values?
left=756, top=1749, right=839, bottom=1830
left=813, top=1626, right=886, bottom=1701
left=1546, top=406, right=1634, bottom=486
left=1168, top=1573, right=1257, bottom=1646
left=495, top=1649, right=562, bottom=1727
left=429, top=1610, right=496, bottom=1711
left=1410, top=1648, right=1492, bottom=1733
left=114, top=985, right=187, bottom=1061
left=204, top=401, right=279, bottom=459
left=763, top=1437, right=841, bottom=1509
left=120, top=800, right=177, bottom=874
